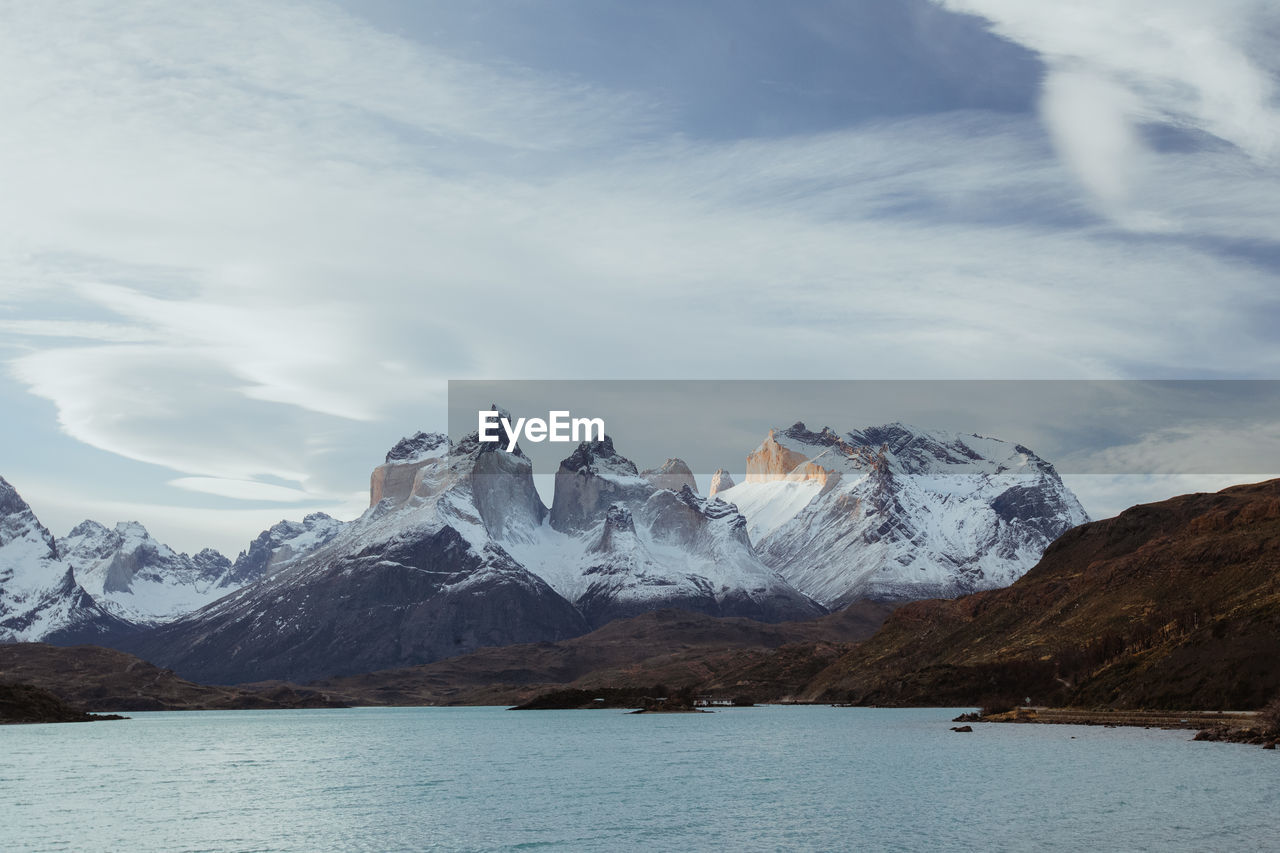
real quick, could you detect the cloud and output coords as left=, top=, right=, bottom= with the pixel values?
left=0, top=0, right=1277, bottom=546
left=169, top=477, right=320, bottom=503
left=1061, top=474, right=1279, bottom=522
left=938, top=0, right=1280, bottom=223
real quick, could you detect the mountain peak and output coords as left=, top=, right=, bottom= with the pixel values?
left=559, top=435, right=636, bottom=476
left=641, top=458, right=698, bottom=494
left=385, top=431, right=450, bottom=464
left=708, top=468, right=735, bottom=497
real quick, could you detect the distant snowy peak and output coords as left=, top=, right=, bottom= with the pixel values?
left=641, top=458, right=698, bottom=494
left=642, top=485, right=750, bottom=550
left=0, top=476, right=130, bottom=643
left=0, top=476, right=57, bottom=558
left=559, top=435, right=640, bottom=479
left=719, top=422, right=1089, bottom=606
left=842, top=422, right=1057, bottom=476
left=229, top=511, right=344, bottom=585
left=586, top=504, right=641, bottom=555
left=57, top=519, right=238, bottom=626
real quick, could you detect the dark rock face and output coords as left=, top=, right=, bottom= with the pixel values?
left=226, top=512, right=342, bottom=587
left=466, top=441, right=546, bottom=542
left=127, top=526, right=588, bottom=685
left=550, top=437, right=653, bottom=533
left=0, top=476, right=58, bottom=555
left=1, top=477, right=135, bottom=644
left=192, top=549, right=232, bottom=579
left=386, top=431, right=450, bottom=463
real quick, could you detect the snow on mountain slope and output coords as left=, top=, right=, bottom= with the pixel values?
left=226, top=512, right=343, bottom=586
left=56, top=521, right=241, bottom=626
left=507, top=439, right=824, bottom=627
left=0, top=477, right=131, bottom=643
left=123, top=427, right=586, bottom=683
left=714, top=422, right=1089, bottom=606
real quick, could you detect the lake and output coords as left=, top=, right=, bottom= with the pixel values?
left=1, top=706, right=1275, bottom=851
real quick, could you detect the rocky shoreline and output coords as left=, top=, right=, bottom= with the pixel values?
left=954, top=707, right=1278, bottom=749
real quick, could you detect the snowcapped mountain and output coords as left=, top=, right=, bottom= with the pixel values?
left=5, top=412, right=1088, bottom=684
left=509, top=436, right=823, bottom=628
left=55, top=512, right=343, bottom=628
left=0, top=471, right=350, bottom=640
left=0, top=477, right=131, bottom=643
left=126, top=416, right=822, bottom=682
left=124, top=422, right=588, bottom=683
left=714, top=422, right=1089, bottom=606
left=57, top=520, right=238, bottom=626
left=226, top=512, right=343, bottom=586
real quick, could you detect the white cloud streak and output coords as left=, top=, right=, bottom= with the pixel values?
left=939, top=0, right=1280, bottom=224
left=0, top=0, right=1276, bottom=546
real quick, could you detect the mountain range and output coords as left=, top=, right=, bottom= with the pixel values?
left=1, top=414, right=1088, bottom=684
left=6, top=471, right=1275, bottom=715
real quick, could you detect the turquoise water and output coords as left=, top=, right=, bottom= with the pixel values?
left=1, top=706, right=1275, bottom=852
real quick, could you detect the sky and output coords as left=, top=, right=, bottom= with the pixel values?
left=1, top=0, right=1278, bottom=556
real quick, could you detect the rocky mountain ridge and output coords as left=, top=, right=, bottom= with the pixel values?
left=716, top=421, right=1089, bottom=605
left=3, top=413, right=1090, bottom=686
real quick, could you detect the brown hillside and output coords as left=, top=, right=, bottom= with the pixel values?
left=315, top=603, right=891, bottom=705
left=802, top=479, right=1280, bottom=710
left=0, top=644, right=349, bottom=711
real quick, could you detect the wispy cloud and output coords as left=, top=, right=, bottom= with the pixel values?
left=939, top=0, right=1280, bottom=225
left=0, top=1, right=1276, bottom=551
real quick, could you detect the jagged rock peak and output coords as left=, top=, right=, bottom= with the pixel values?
left=708, top=469, right=735, bottom=497
left=192, top=548, right=232, bottom=574
left=231, top=512, right=344, bottom=584
left=0, top=475, right=57, bottom=555
left=0, top=474, right=26, bottom=515
left=587, top=504, right=639, bottom=555
left=451, top=405, right=533, bottom=461
left=779, top=422, right=843, bottom=447
left=549, top=435, right=651, bottom=534
left=559, top=435, right=638, bottom=476
left=385, top=431, right=450, bottom=464
left=641, top=458, right=698, bottom=494
left=67, top=519, right=109, bottom=538
left=672, top=485, right=746, bottom=527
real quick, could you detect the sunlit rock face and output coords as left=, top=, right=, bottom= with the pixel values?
left=370, top=431, right=450, bottom=506
left=708, top=469, right=735, bottom=498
